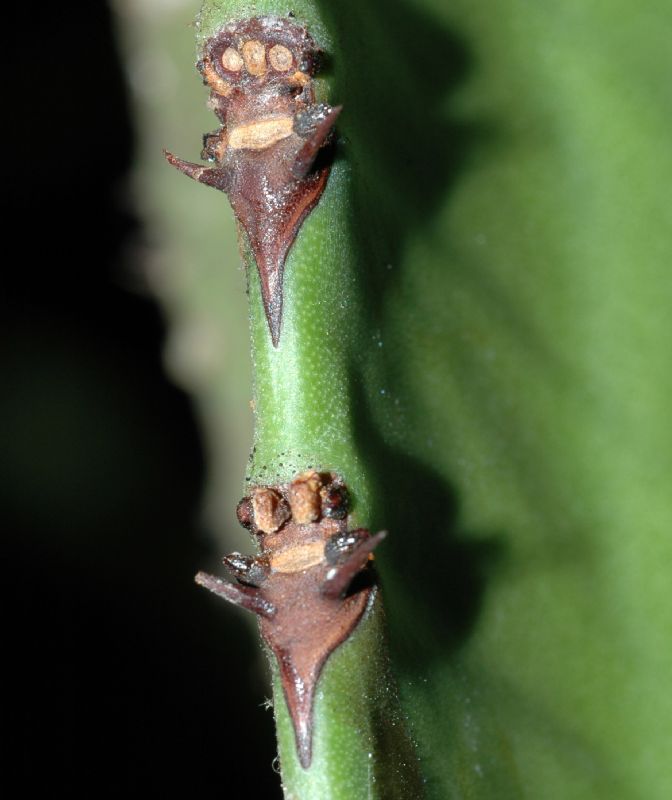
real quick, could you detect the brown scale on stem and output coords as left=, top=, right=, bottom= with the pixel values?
left=195, top=470, right=386, bottom=769
left=165, top=16, right=341, bottom=346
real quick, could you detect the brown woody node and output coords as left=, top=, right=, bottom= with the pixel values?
left=195, top=471, right=385, bottom=769
left=165, top=16, right=341, bottom=346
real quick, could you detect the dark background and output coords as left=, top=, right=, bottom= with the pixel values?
left=1, top=3, right=280, bottom=794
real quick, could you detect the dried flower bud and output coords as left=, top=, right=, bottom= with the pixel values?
left=288, top=470, right=323, bottom=524
left=252, top=487, right=291, bottom=533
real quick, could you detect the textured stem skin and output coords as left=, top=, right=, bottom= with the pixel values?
left=246, top=164, right=369, bottom=504
left=197, top=1, right=423, bottom=798
left=244, top=75, right=422, bottom=800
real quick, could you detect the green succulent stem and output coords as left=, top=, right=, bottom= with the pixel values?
left=196, top=1, right=423, bottom=797
left=244, top=169, right=422, bottom=795
left=245, top=164, right=369, bottom=509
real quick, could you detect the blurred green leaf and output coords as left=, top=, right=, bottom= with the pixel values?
left=321, top=1, right=672, bottom=797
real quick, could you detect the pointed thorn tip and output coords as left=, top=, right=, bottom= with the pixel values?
left=194, top=571, right=276, bottom=618
left=291, top=104, right=342, bottom=179
left=321, top=530, right=388, bottom=599
left=263, top=291, right=283, bottom=347
left=298, top=741, right=312, bottom=770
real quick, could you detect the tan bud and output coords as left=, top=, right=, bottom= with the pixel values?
left=288, top=471, right=323, bottom=524
left=252, top=487, right=290, bottom=533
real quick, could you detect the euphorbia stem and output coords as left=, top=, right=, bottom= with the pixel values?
left=171, top=1, right=425, bottom=797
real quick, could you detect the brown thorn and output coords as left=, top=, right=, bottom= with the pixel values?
left=267, top=292, right=282, bottom=349
left=221, top=552, right=270, bottom=586
left=321, top=530, right=387, bottom=599
left=274, top=653, right=315, bottom=769
left=195, top=571, right=276, bottom=618
left=291, top=105, right=342, bottom=180
left=251, top=254, right=284, bottom=349
left=297, top=725, right=312, bottom=769
left=164, top=149, right=231, bottom=192
left=164, top=149, right=204, bottom=180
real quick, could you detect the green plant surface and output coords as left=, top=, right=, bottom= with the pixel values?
left=323, top=2, right=672, bottom=797
left=125, top=0, right=672, bottom=797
